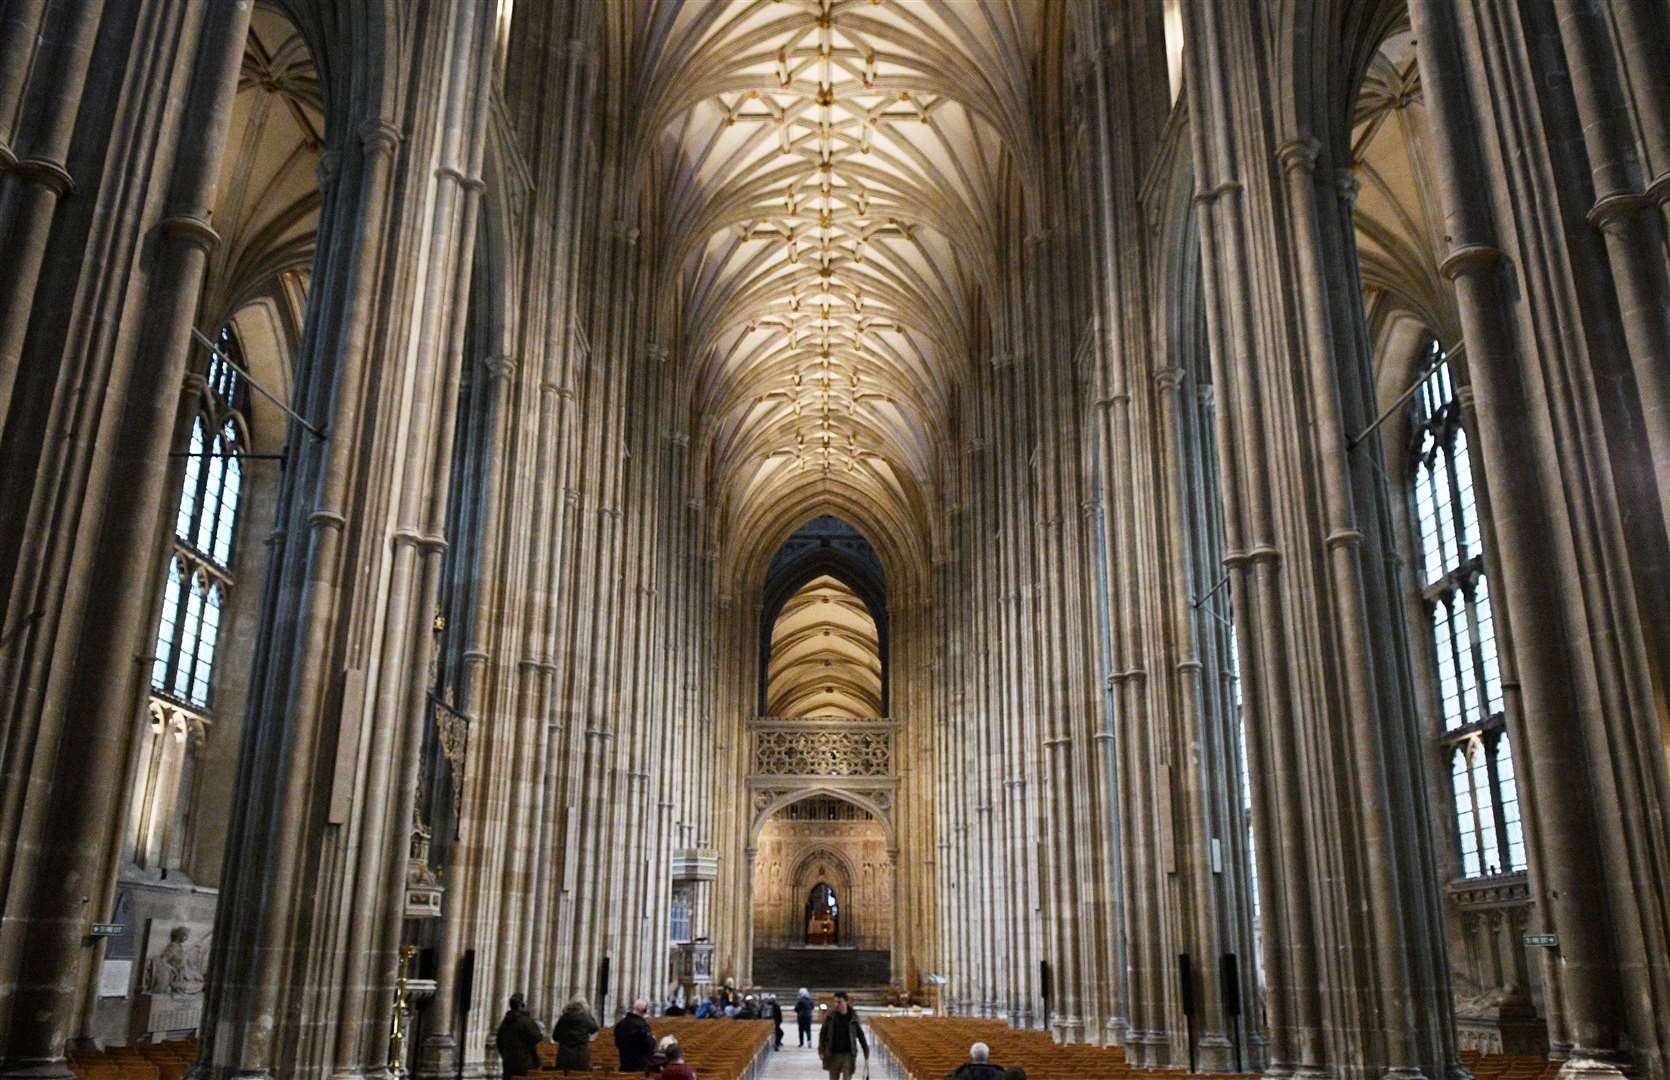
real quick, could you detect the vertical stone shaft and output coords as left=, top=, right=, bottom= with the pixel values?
left=0, top=0, right=103, bottom=427
left=0, top=0, right=250, bottom=1067
left=1411, top=2, right=1670, bottom=1072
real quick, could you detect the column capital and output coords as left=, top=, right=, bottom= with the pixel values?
left=358, top=118, right=403, bottom=158
left=9, top=155, right=75, bottom=196
left=1277, top=136, right=1323, bottom=175
left=1440, top=243, right=1503, bottom=281
left=159, top=214, right=221, bottom=253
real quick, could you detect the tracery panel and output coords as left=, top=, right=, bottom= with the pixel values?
left=1411, top=340, right=1522, bottom=878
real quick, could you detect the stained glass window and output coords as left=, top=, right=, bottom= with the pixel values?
left=1411, top=339, right=1524, bottom=876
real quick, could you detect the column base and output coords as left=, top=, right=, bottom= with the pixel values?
left=1196, top=1033, right=1236, bottom=1072
left=415, top=1035, right=457, bottom=1080
left=0, top=1059, right=77, bottom=1080
left=1383, top=1066, right=1433, bottom=1080
left=182, top=1061, right=274, bottom=1080
left=1556, top=1058, right=1631, bottom=1080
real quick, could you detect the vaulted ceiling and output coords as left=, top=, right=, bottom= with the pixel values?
left=610, top=0, right=1056, bottom=576
left=1351, top=29, right=1461, bottom=389
left=208, top=5, right=322, bottom=328
left=767, top=573, right=882, bottom=717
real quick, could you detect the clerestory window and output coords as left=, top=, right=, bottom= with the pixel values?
left=1410, top=339, right=1522, bottom=877
left=151, top=324, right=249, bottom=711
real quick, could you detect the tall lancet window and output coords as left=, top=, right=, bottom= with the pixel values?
left=151, top=324, right=249, bottom=710
left=1410, top=339, right=1522, bottom=877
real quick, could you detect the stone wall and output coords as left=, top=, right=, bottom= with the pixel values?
left=751, top=817, right=893, bottom=952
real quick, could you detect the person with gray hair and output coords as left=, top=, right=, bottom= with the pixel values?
left=942, top=1041, right=1006, bottom=1080
left=615, top=997, right=657, bottom=1072
left=551, top=994, right=597, bottom=1072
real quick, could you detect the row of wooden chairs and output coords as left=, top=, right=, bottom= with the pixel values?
left=1459, top=1050, right=1559, bottom=1080
left=69, top=1038, right=196, bottom=1080
left=872, top=1018, right=1566, bottom=1080
left=872, top=1017, right=1143, bottom=1080
left=533, top=1017, right=771, bottom=1080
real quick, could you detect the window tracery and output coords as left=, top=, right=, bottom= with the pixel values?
left=1410, top=339, right=1522, bottom=877
left=151, top=324, right=249, bottom=711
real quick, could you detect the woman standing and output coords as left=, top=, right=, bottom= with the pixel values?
left=551, top=995, right=599, bottom=1071
left=794, top=988, right=814, bottom=1047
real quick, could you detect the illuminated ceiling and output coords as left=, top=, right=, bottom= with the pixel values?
left=623, top=0, right=1050, bottom=573
left=1351, top=31, right=1460, bottom=363
left=766, top=574, right=882, bottom=718
left=207, top=6, right=322, bottom=325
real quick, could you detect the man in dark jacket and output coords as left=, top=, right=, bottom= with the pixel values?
left=767, top=994, right=785, bottom=1049
left=817, top=992, right=868, bottom=1080
left=615, top=998, right=657, bottom=1072
left=942, top=1041, right=1006, bottom=1080
left=495, top=993, right=545, bottom=1079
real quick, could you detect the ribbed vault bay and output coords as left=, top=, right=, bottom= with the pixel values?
left=636, top=0, right=1047, bottom=571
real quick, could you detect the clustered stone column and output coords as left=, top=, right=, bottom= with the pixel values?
left=427, top=6, right=745, bottom=1071
left=1171, top=1, right=1460, bottom=1076
left=0, top=0, right=256, bottom=1070
left=1408, top=2, right=1670, bottom=1075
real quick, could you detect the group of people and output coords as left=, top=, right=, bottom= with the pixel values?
left=499, top=985, right=1042, bottom=1080
left=494, top=993, right=697, bottom=1079
left=494, top=985, right=879, bottom=1080
left=671, top=980, right=864, bottom=1080
left=942, top=1041, right=1027, bottom=1080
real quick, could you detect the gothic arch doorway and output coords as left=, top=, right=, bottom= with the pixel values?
left=805, top=881, right=839, bottom=945
left=749, top=795, right=894, bottom=990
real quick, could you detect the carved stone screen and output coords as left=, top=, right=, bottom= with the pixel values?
left=751, top=721, right=893, bottom=778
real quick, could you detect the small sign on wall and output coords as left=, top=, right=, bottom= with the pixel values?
left=1522, top=933, right=1558, bottom=947
left=99, top=959, right=133, bottom=998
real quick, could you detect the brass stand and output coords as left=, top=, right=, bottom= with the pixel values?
left=388, top=944, right=418, bottom=1078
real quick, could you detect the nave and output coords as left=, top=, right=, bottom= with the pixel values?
left=0, top=1, right=1666, bottom=1079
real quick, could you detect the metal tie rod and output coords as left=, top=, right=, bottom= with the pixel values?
left=1348, top=344, right=1454, bottom=450
left=170, top=451, right=288, bottom=461
left=190, top=327, right=325, bottom=440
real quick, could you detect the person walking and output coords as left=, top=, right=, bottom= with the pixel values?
left=817, top=991, right=868, bottom=1080
left=767, top=993, right=784, bottom=1049
left=551, top=995, right=599, bottom=1071
left=794, top=988, right=814, bottom=1047
left=615, top=998, right=657, bottom=1072
left=494, top=993, right=545, bottom=1079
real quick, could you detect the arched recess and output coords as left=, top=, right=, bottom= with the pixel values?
left=766, top=575, right=882, bottom=718
left=792, top=848, right=855, bottom=945
left=757, top=516, right=889, bottom=715
left=748, top=785, right=896, bottom=850
left=750, top=795, right=894, bottom=958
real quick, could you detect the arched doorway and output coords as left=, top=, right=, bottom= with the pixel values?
left=750, top=795, right=892, bottom=990
left=805, top=882, right=838, bottom=945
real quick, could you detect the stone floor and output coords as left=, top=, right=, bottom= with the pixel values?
left=757, top=1022, right=885, bottom=1080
